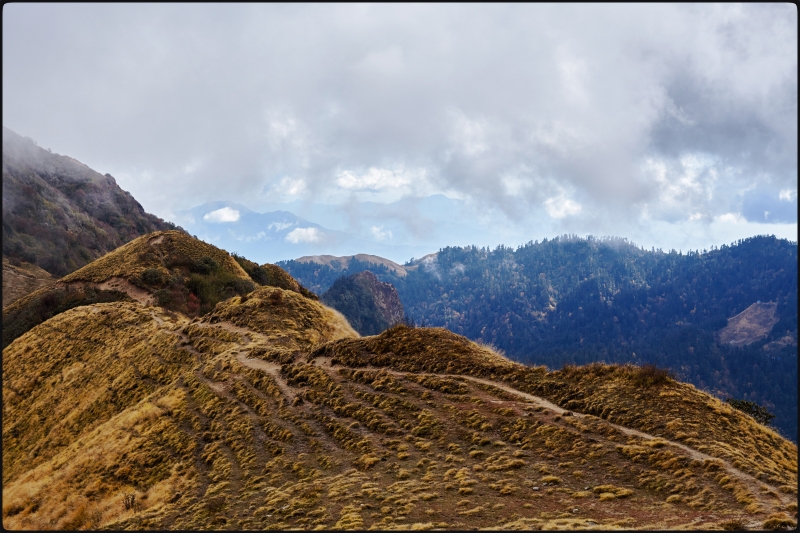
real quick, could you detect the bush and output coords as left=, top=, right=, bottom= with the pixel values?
left=140, top=268, right=164, bottom=286
left=725, top=398, right=775, bottom=426
left=191, top=256, right=219, bottom=275
left=631, top=364, right=674, bottom=387
left=154, top=289, right=173, bottom=306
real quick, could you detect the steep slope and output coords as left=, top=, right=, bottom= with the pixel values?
left=321, top=270, right=405, bottom=335
left=717, top=301, right=779, bottom=346
left=3, top=237, right=797, bottom=530
left=2, top=126, right=177, bottom=277
left=2, top=256, right=56, bottom=307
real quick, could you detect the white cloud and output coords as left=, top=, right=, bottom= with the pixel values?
left=285, top=227, right=322, bottom=243
left=715, top=212, right=745, bottom=224
left=544, top=195, right=582, bottom=218
left=779, top=189, right=797, bottom=201
left=336, top=168, right=411, bottom=191
left=268, top=221, right=294, bottom=231
left=281, top=177, right=307, bottom=195
left=370, top=226, right=392, bottom=241
left=203, top=207, right=240, bottom=223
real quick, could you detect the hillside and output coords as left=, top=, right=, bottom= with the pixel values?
left=2, top=230, right=309, bottom=350
left=280, top=235, right=799, bottom=441
left=3, top=233, right=798, bottom=530
left=717, top=302, right=779, bottom=347
left=2, top=127, right=177, bottom=277
left=2, top=256, right=56, bottom=307
left=321, top=271, right=405, bottom=335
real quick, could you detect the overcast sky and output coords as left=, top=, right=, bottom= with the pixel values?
left=3, top=3, right=797, bottom=255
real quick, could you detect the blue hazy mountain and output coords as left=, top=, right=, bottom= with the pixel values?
left=254, top=194, right=533, bottom=253
left=175, top=201, right=437, bottom=264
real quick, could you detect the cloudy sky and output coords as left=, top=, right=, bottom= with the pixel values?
left=3, top=4, right=797, bottom=256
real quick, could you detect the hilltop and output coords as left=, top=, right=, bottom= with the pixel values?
left=2, top=127, right=178, bottom=278
left=2, top=232, right=797, bottom=530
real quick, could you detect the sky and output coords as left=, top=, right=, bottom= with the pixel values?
left=3, top=3, right=797, bottom=258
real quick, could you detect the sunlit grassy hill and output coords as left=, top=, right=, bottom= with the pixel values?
left=2, top=234, right=797, bottom=530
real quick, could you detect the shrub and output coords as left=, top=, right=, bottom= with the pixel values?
left=725, top=398, right=775, bottom=426
left=140, top=267, right=164, bottom=286
left=632, top=364, right=674, bottom=387
left=191, top=256, right=219, bottom=275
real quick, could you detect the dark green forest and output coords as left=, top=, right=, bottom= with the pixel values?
left=280, top=235, right=798, bottom=441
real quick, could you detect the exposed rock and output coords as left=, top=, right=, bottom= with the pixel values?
left=716, top=301, right=779, bottom=346
left=321, top=270, right=405, bottom=335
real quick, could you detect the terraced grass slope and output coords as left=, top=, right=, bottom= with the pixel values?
left=2, top=237, right=797, bottom=531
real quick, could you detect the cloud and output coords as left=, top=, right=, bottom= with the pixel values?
left=285, top=227, right=323, bottom=243
left=544, top=195, right=582, bottom=219
left=370, top=225, right=392, bottom=241
left=268, top=221, right=295, bottom=231
left=336, top=168, right=411, bottom=192
left=2, top=4, right=796, bottom=251
left=741, top=188, right=798, bottom=224
left=203, top=207, right=240, bottom=223
left=779, top=189, right=797, bottom=202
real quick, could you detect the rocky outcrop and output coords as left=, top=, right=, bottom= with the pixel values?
left=321, top=270, right=405, bottom=335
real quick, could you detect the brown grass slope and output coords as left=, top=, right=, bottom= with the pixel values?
left=2, top=256, right=56, bottom=308
left=2, top=230, right=254, bottom=348
left=3, top=238, right=797, bottom=530
left=60, top=230, right=248, bottom=286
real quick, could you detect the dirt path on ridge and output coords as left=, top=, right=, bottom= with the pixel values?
left=312, top=356, right=793, bottom=517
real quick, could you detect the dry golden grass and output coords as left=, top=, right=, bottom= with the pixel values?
left=202, top=285, right=357, bottom=350
left=61, top=230, right=249, bottom=285
left=3, top=234, right=797, bottom=530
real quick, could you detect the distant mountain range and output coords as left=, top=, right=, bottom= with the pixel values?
left=175, top=201, right=437, bottom=265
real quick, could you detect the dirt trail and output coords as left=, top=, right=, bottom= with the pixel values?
left=235, top=354, right=297, bottom=400
left=312, top=357, right=792, bottom=515
left=62, top=277, right=155, bottom=306
left=453, top=373, right=793, bottom=514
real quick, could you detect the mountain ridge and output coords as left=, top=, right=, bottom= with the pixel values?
left=3, top=231, right=797, bottom=530
left=280, top=235, right=799, bottom=440
left=2, top=126, right=178, bottom=277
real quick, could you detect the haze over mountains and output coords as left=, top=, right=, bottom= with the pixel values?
left=2, top=127, right=177, bottom=276
left=174, top=194, right=528, bottom=265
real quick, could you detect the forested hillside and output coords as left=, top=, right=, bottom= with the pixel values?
left=280, top=235, right=799, bottom=440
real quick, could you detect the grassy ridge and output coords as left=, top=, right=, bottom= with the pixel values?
left=2, top=234, right=796, bottom=530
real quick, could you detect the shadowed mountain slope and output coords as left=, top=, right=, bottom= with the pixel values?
left=321, top=270, right=405, bottom=336
left=2, top=234, right=797, bottom=530
left=2, top=127, right=177, bottom=277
